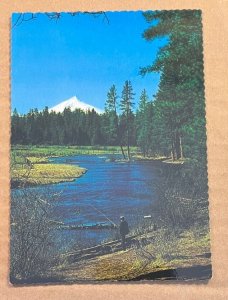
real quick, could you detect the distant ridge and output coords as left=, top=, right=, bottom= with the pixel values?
left=49, top=96, right=103, bottom=114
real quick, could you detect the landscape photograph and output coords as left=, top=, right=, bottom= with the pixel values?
left=10, top=10, right=211, bottom=283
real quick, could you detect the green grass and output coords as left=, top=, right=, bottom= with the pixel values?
left=12, top=145, right=139, bottom=158
left=11, top=162, right=87, bottom=187
left=11, top=145, right=139, bottom=187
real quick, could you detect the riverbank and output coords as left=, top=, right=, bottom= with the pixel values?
left=132, top=154, right=167, bottom=161
left=10, top=145, right=186, bottom=187
left=132, top=154, right=187, bottom=165
left=11, top=161, right=87, bottom=187
left=33, top=226, right=211, bottom=283
left=12, top=145, right=138, bottom=157
left=10, top=145, right=137, bottom=187
left=10, top=150, right=211, bottom=283
left=11, top=148, right=87, bottom=187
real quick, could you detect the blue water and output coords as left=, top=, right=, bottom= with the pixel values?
left=13, top=155, right=161, bottom=249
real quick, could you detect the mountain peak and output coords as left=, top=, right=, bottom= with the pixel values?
left=49, top=96, right=103, bottom=114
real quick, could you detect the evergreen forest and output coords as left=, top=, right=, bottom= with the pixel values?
left=11, top=10, right=206, bottom=163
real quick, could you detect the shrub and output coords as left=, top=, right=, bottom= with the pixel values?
left=10, top=188, right=59, bottom=283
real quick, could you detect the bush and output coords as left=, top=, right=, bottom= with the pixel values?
left=153, top=161, right=209, bottom=230
left=10, top=188, right=59, bottom=283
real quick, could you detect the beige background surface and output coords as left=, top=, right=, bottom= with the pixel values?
left=0, top=0, right=228, bottom=299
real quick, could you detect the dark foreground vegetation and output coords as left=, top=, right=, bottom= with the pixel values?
left=10, top=10, right=211, bottom=283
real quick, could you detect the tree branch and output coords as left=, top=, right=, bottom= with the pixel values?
left=12, top=12, right=109, bottom=28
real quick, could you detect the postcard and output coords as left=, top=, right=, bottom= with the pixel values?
left=10, top=10, right=211, bottom=284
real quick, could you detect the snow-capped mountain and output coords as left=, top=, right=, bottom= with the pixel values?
left=49, top=96, right=103, bottom=114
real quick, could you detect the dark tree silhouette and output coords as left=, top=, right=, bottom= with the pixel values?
left=12, top=12, right=109, bottom=28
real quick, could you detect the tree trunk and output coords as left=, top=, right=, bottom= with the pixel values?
left=143, top=148, right=146, bottom=157
left=179, top=135, right=184, bottom=159
left=171, top=140, right=176, bottom=161
left=126, top=112, right=130, bottom=160
left=171, top=150, right=173, bottom=161
left=120, top=145, right=126, bottom=160
left=114, top=112, right=126, bottom=160
left=175, top=136, right=179, bottom=160
left=173, top=131, right=182, bottom=160
left=127, top=143, right=130, bottom=160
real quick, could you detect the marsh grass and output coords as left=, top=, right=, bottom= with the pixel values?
left=11, top=145, right=138, bottom=187
left=10, top=146, right=92, bottom=187
left=11, top=163, right=86, bottom=186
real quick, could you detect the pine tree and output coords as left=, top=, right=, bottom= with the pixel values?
left=104, top=84, right=128, bottom=158
left=120, top=80, right=135, bottom=160
left=141, top=10, right=205, bottom=161
left=136, top=89, right=153, bottom=156
left=104, top=85, right=119, bottom=145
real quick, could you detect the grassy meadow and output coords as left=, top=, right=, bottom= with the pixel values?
left=11, top=162, right=87, bottom=187
left=12, top=145, right=139, bottom=157
left=11, top=145, right=139, bottom=187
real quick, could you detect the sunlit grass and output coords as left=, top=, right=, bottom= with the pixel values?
left=132, top=154, right=168, bottom=161
left=11, top=145, right=138, bottom=186
left=51, top=227, right=211, bottom=281
left=12, top=145, right=139, bottom=158
left=11, top=163, right=86, bottom=186
left=11, top=145, right=96, bottom=186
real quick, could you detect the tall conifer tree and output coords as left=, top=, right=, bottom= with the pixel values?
left=136, top=89, right=153, bottom=156
left=141, top=10, right=205, bottom=161
left=120, top=80, right=135, bottom=160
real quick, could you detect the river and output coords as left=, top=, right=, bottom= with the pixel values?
left=12, top=155, right=162, bottom=250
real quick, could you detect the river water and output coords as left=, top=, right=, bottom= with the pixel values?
left=13, top=155, right=162, bottom=250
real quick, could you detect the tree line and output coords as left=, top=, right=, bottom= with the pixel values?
left=11, top=10, right=206, bottom=162
left=11, top=81, right=151, bottom=160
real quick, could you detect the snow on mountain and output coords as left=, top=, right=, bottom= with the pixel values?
left=49, top=96, right=103, bottom=114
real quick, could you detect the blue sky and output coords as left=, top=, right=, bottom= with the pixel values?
left=12, top=12, right=166, bottom=114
